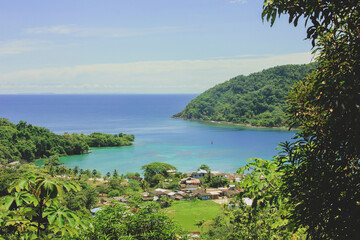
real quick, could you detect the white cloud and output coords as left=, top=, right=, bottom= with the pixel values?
left=229, top=0, right=247, bottom=4
left=0, top=52, right=314, bottom=94
left=25, top=24, right=181, bottom=38
left=0, top=39, right=50, bottom=56
left=26, top=25, right=80, bottom=35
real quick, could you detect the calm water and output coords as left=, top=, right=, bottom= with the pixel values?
left=0, top=94, right=295, bottom=174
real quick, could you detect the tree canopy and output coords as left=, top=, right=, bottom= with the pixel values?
left=78, top=202, right=183, bottom=240
left=141, top=162, right=177, bottom=187
left=263, top=0, right=360, bottom=238
left=173, top=63, right=315, bottom=127
left=0, top=119, right=134, bottom=164
left=197, top=164, right=211, bottom=172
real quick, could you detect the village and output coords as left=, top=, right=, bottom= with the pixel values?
left=92, top=166, right=253, bottom=216
left=142, top=169, right=242, bottom=202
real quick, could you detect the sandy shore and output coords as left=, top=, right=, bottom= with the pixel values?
left=172, top=117, right=297, bottom=131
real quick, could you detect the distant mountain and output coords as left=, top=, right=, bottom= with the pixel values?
left=172, top=63, right=316, bottom=127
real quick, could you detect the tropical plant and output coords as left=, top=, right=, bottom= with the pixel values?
left=159, top=196, right=173, bottom=209
left=0, top=174, right=86, bottom=239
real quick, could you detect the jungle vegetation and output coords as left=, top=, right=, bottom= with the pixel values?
left=173, top=63, right=316, bottom=127
left=0, top=118, right=134, bottom=164
left=262, top=0, right=360, bottom=238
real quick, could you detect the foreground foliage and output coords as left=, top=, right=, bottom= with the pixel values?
left=173, top=64, right=315, bottom=127
left=0, top=174, right=86, bottom=239
left=202, top=158, right=306, bottom=240
left=263, top=0, right=360, bottom=239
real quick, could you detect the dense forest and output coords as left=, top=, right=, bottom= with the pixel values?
left=173, top=63, right=316, bottom=127
left=0, top=118, right=134, bottom=164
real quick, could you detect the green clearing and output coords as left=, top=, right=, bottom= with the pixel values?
left=164, top=200, right=223, bottom=232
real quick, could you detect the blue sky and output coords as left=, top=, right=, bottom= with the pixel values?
left=0, top=0, right=314, bottom=94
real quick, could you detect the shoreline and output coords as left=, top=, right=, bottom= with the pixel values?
left=171, top=117, right=297, bottom=131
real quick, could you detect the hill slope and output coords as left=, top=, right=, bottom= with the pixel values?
left=173, top=63, right=315, bottom=127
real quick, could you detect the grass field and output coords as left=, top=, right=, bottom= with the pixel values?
left=164, top=200, right=223, bottom=232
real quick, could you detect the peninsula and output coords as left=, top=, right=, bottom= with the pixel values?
left=0, top=118, right=134, bottom=164
left=173, top=63, right=315, bottom=128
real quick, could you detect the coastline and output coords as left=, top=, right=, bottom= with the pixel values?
left=171, top=116, right=298, bottom=131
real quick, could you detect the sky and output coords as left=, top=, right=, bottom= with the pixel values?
left=0, top=0, right=314, bottom=94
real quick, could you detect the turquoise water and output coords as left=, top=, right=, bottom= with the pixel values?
left=0, top=94, right=295, bottom=174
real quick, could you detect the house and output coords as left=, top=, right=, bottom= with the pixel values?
left=166, top=191, right=176, bottom=199
left=189, top=189, right=203, bottom=195
left=187, top=232, right=201, bottom=239
left=90, top=207, right=102, bottom=217
left=226, top=175, right=235, bottom=182
left=205, top=188, right=220, bottom=192
left=129, top=176, right=142, bottom=182
left=179, top=177, right=201, bottom=189
left=235, top=174, right=244, bottom=182
left=167, top=169, right=177, bottom=174
left=190, top=189, right=213, bottom=200
left=176, top=191, right=187, bottom=196
left=196, top=191, right=212, bottom=200
left=243, top=197, right=253, bottom=206
left=210, top=171, right=221, bottom=176
left=111, top=196, right=127, bottom=203
left=142, top=196, right=154, bottom=201
left=217, top=187, right=229, bottom=196
left=235, top=177, right=242, bottom=183
left=150, top=190, right=165, bottom=197
left=208, top=191, right=221, bottom=199
left=224, top=190, right=240, bottom=198
left=181, top=188, right=198, bottom=192
left=174, top=195, right=183, bottom=200
left=192, top=169, right=208, bottom=179
left=174, top=191, right=187, bottom=200
left=150, top=189, right=176, bottom=199
left=8, top=161, right=20, bottom=168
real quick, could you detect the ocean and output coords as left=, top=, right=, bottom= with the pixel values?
left=0, top=94, right=295, bottom=174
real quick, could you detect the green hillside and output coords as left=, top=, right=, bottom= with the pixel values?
left=173, top=63, right=315, bottom=127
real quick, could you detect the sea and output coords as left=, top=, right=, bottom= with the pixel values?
left=0, top=94, right=295, bottom=174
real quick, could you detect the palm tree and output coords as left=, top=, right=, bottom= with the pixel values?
left=113, top=169, right=119, bottom=179
left=73, top=166, right=79, bottom=176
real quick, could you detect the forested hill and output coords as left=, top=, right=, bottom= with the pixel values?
left=173, top=63, right=316, bottom=127
left=0, top=118, right=134, bottom=164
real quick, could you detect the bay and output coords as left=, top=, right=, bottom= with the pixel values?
left=0, top=94, right=295, bottom=174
